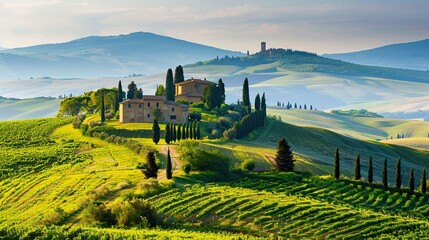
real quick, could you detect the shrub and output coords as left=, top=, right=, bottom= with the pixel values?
left=80, top=124, right=89, bottom=135
left=176, top=99, right=189, bottom=105
left=189, top=112, right=202, bottom=121
left=183, top=163, right=191, bottom=175
left=72, top=114, right=86, bottom=129
left=105, top=112, right=114, bottom=120
left=241, top=159, right=256, bottom=171
left=89, top=121, right=103, bottom=128
left=223, top=128, right=236, bottom=140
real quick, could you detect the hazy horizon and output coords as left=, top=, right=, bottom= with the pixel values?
left=1, top=0, right=429, bottom=54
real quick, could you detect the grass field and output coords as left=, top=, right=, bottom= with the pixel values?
left=3, top=115, right=429, bottom=238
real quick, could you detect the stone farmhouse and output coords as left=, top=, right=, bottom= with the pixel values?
left=175, top=78, right=214, bottom=104
left=119, top=96, right=188, bottom=123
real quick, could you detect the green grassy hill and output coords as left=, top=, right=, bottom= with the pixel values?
left=3, top=116, right=429, bottom=238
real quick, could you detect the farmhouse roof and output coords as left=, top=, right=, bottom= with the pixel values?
left=174, top=78, right=214, bottom=86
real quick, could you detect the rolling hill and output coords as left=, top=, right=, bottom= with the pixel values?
left=324, top=38, right=429, bottom=71
left=0, top=32, right=243, bottom=80
left=0, top=97, right=60, bottom=120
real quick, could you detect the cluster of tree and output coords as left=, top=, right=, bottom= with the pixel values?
left=334, top=149, right=427, bottom=195
left=126, top=81, right=143, bottom=100
left=202, top=79, right=225, bottom=109
left=331, top=109, right=382, bottom=118
left=276, top=101, right=314, bottom=111
left=161, top=121, right=201, bottom=144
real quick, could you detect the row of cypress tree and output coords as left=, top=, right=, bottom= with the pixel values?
left=165, top=121, right=201, bottom=144
left=233, top=110, right=265, bottom=139
left=334, top=149, right=427, bottom=194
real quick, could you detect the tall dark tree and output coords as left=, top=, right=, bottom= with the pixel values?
left=136, top=88, right=143, bottom=99
left=142, top=151, right=158, bottom=179
left=368, top=157, right=373, bottom=184
left=421, top=168, right=427, bottom=194
left=116, top=80, right=123, bottom=112
left=409, top=168, right=415, bottom=194
left=181, top=124, right=186, bottom=140
left=354, top=154, right=361, bottom=180
left=152, top=119, right=160, bottom=145
left=383, top=159, right=388, bottom=189
left=189, top=121, right=194, bottom=139
left=166, top=148, right=172, bottom=179
left=100, top=92, right=105, bottom=122
left=127, top=81, right=138, bottom=99
left=177, top=124, right=182, bottom=142
left=261, top=92, right=267, bottom=117
left=255, top=93, right=261, bottom=111
left=174, top=65, right=185, bottom=84
left=396, top=157, right=402, bottom=189
left=171, top=123, right=176, bottom=142
left=274, top=138, right=294, bottom=171
left=165, top=69, right=175, bottom=101
left=334, top=148, right=340, bottom=180
left=242, top=78, right=251, bottom=114
left=196, top=122, right=201, bottom=140
left=218, top=78, right=225, bottom=104
left=165, top=123, right=171, bottom=144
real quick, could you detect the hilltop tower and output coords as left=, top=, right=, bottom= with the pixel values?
left=261, top=42, right=266, bottom=52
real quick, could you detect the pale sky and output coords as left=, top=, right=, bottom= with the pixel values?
left=0, top=0, right=428, bottom=54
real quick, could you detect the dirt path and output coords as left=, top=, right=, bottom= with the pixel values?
left=159, top=145, right=181, bottom=179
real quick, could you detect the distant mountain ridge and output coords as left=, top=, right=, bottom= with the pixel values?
left=0, top=32, right=244, bottom=80
left=323, top=38, right=429, bottom=71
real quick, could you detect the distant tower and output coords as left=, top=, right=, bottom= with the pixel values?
left=261, top=42, right=266, bottom=52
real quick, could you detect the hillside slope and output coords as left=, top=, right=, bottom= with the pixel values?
left=0, top=32, right=243, bottom=80
left=324, top=38, right=429, bottom=71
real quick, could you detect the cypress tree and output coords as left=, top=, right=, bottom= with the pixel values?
left=274, top=138, right=294, bottom=171
left=334, top=148, right=340, bottom=180
left=190, top=121, right=194, bottom=139
left=181, top=124, right=186, bottom=140
left=152, top=119, right=160, bottom=145
left=166, top=69, right=175, bottom=101
left=218, top=78, right=225, bottom=104
left=177, top=124, right=181, bottom=142
left=174, top=65, right=185, bottom=84
left=383, top=159, right=388, bottom=189
left=116, top=80, right=123, bottom=112
left=166, top=148, right=172, bottom=179
left=409, top=168, right=415, bottom=194
left=255, top=93, right=261, bottom=110
left=421, top=168, right=427, bottom=194
left=354, top=154, right=361, bottom=180
left=196, top=122, right=201, bottom=140
left=142, top=151, right=158, bottom=179
left=100, top=93, right=105, bottom=122
left=368, top=157, right=373, bottom=184
left=186, top=122, right=189, bottom=139
left=172, top=123, right=176, bottom=142
left=261, top=92, right=266, bottom=118
left=165, top=123, right=171, bottom=144
left=396, top=157, right=401, bottom=189
left=242, top=78, right=251, bottom=114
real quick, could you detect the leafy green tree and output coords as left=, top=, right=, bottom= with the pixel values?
left=177, top=125, right=181, bottom=142
left=127, top=81, right=138, bottom=99
left=242, top=78, right=251, bottom=114
left=174, top=65, right=185, bottom=84
left=334, top=148, right=340, bottom=179
left=368, top=157, right=373, bottom=184
left=354, top=154, right=361, bottom=180
left=165, top=123, right=171, bottom=144
left=409, top=168, right=415, bottom=194
left=165, top=69, right=175, bottom=101
left=155, top=84, right=165, bottom=96
left=421, top=168, right=426, bottom=194
left=255, top=93, right=261, bottom=111
left=152, top=119, right=160, bottom=145
left=100, top=93, right=106, bottom=122
left=142, top=151, right=158, bottom=179
left=137, top=88, right=143, bottom=99
left=274, top=138, right=294, bottom=171
left=396, top=157, right=401, bottom=189
left=383, top=159, right=388, bottom=189
left=166, top=148, right=172, bottom=179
